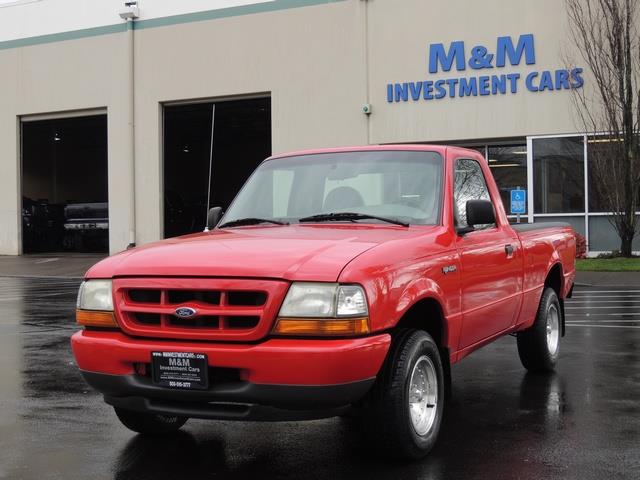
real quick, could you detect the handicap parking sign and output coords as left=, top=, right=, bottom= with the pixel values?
left=510, top=189, right=526, bottom=215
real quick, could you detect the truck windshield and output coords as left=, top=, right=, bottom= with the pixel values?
left=221, top=150, right=443, bottom=226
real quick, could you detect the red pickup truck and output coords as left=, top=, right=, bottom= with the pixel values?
left=71, top=145, right=575, bottom=458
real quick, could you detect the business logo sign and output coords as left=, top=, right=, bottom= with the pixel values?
left=386, top=34, right=584, bottom=103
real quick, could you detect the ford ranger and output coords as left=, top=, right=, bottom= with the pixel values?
left=71, top=145, right=576, bottom=459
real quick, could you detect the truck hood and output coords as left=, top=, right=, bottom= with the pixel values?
left=86, top=224, right=437, bottom=281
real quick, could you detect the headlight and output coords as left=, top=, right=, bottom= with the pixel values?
left=76, top=280, right=118, bottom=328
left=278, top=283, right=368, bottom=318
left=274, top=283, right=369, bottom=336
left=336, top=285, right=368, bottom=317
left=77, top=280, right=113, bottom=311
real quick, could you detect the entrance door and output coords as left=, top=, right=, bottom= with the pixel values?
left=163, top=97, right=271, bottom=238
left=21, top=114, right=109, bottom=253
left=454, top=158, right=523, bottom=348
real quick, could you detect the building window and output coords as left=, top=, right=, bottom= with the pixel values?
left=587, top=136, right=628, bottom=213
left=487, top=144, right=527, bottom=215
left=533, top=136, right=585, bottom=214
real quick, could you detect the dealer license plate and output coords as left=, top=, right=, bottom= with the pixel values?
left=151, top=351, right=209, bottom=390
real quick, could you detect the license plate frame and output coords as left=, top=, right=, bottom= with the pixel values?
left=151, top=351, right=209, bottom=390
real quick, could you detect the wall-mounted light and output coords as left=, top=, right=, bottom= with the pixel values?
left=53, top=133, right=61, bottom=142
left=182, top=145, right=190, bottom=153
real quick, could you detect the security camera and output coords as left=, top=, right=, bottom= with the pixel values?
left=119, top=1, right=139, bottom=20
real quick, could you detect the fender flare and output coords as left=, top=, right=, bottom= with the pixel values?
left=544, top=258, right=565, bottom=337
left=393, top=277, right=449, bottom=342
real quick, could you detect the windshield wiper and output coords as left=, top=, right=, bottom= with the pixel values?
left=298, top=212, right=409, bottom=227
left=218, top=217, right=289, bottom=228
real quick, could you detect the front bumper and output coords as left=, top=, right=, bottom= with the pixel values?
left=71, top=330, right=390, bottom=418
left=82, top=371, right=375, bottom=420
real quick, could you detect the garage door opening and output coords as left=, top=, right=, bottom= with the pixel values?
left=163, top=97, right=271, bottom=238
left=21, top=115, right=108, bottom=254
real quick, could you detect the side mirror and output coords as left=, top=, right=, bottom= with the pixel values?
left=466, top=200, right=496, bottom=227
left=206, top=207, right=223, bottom=230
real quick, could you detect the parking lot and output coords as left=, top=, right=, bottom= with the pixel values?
left=0, top=276, right=638, bottom=480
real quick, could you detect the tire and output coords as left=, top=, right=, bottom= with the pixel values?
left=362, top=329, right=445, bottom=459
left=517, top=287, right=561, bottom=372
left=114, top=407, right=188, bottom=435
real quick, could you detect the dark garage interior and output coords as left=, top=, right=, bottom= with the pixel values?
left=163, top=97, right=271, bottom=238
left=21, top=115, right=109, bottom=254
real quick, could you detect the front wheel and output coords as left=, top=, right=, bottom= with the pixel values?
left=114, top=407, right=188, bottom=435
left=362, top=329, right=444, bottom=459
left=517, top=287, right=561, bottom=372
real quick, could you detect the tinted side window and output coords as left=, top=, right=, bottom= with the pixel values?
left=454, top=159, right=492, bottom=228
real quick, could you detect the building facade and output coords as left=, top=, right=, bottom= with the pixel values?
left=0, top=0, right=633, bottom=255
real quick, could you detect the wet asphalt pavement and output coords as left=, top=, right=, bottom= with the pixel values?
left=0, top=277, right=638, bottom=480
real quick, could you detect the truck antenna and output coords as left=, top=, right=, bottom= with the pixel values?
left=204, top=103, right=215, bottom=232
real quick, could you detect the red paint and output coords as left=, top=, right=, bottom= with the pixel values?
left=71, top=330, right=391, bottom=385
left=72, top=145, right=575, bottom=392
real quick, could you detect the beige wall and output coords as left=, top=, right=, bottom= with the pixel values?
left=0, top=0, right=589, bottom=255
left=0, top=33, right=134, bottom=255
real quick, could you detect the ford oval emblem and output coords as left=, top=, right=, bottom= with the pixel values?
left=175, top=307, right=197, bottom=318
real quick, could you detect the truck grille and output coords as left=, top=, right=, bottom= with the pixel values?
left=113, top=278, right=289, bottom=341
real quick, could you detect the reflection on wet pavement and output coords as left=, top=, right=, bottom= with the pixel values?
left=0, top=278, right=638, bottom=479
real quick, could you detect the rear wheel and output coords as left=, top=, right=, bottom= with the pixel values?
left=362, top=329, right=444, bottom=459
left=517, top=287, right=561, bottom=372
left=114, top=407, right=188, bottom=435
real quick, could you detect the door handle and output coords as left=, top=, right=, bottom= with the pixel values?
left=505, top=244, right=514, bottom=257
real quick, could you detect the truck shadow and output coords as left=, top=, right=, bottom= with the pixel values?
left=111, top=371, right=568, bottom=480
left=113, top=431, right=226, bottom=479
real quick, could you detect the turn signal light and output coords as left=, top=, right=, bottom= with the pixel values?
left=273, top=317, right=369, bottom=336
left=76, top=309, right=119, bottom=328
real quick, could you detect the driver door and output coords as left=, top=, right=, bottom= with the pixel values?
left=454, top=158, right=522, bottom=349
